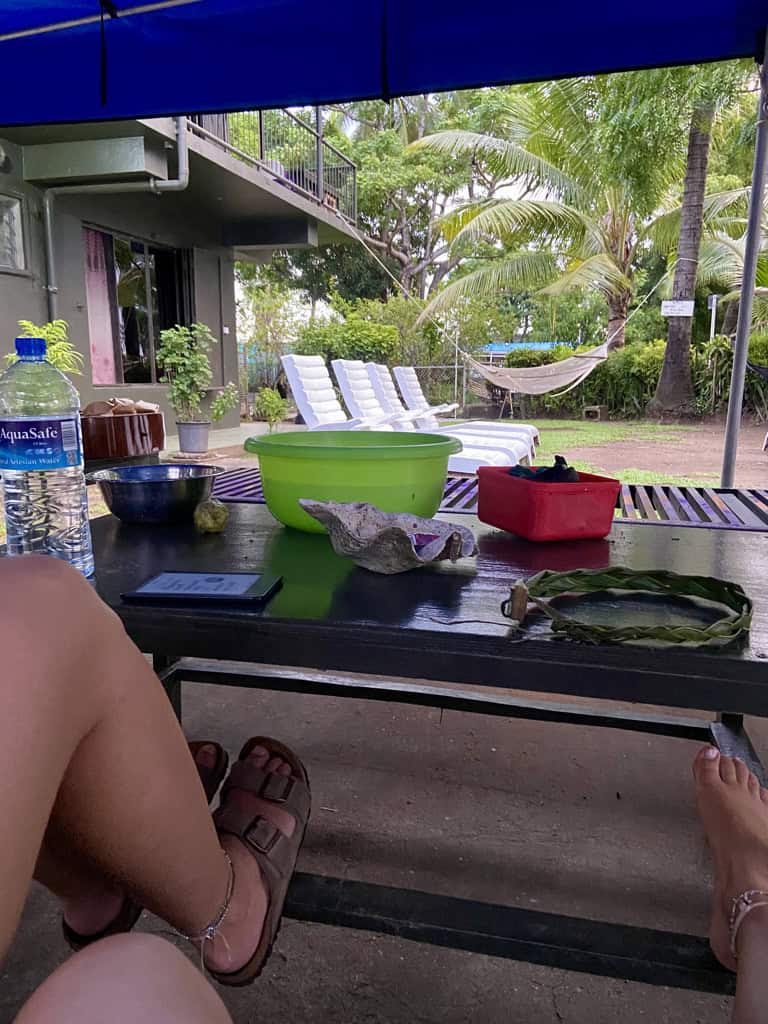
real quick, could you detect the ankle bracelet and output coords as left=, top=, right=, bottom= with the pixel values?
left=177, top=850, right=235, bottom=944
left=729, top=890, right=768, bottom=958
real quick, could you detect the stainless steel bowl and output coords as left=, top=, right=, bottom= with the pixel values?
left=87, top=464, right=223, bottom=524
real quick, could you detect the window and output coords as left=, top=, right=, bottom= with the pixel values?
left=83, top=227, right=194, bottom=385
left=0, top=195, right=25, bottom=271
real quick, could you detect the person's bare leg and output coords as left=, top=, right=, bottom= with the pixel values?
left=0, top=555, right=290, bottom=973
left=15, top=934, right=233, bottom=1024
left=33, top=745, right=220, bottom=938
left=692, top=746, right=768, bottom=1024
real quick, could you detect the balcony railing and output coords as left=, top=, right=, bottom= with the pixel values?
left=188, top=109, right=357, bottom=225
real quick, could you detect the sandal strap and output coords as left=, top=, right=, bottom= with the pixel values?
left=220, top=760, right=311, bottom=822
left=214, top=758, right=311, bottom=880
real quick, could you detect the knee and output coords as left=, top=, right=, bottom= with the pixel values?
left=16, top=935, right=233, bottom=1024
left=0, top=555, right=122, bottom=657
left=0, top=554, right=89, bottom=608
left=73, top=933, right=191, bottom=973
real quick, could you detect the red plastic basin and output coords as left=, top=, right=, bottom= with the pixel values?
left=477, top=466, right=621, bottom=542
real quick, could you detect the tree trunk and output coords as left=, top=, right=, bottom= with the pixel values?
left=650, top=105, right=715, bottom=415
left=607, top=292, right=630, bottom=349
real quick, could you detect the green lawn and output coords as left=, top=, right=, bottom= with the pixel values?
left=533, top=418, right=689, bottom=456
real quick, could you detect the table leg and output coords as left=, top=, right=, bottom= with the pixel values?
left=710, top=712, right=766, bottom=785
left=153, top=654, right=182, bottom=721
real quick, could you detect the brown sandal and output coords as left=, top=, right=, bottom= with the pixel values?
left=210, top=736, right=311, bottom=986
left=62, top=740, right=229, bottom=953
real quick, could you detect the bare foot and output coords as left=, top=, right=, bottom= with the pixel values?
left=693, top=746, right=768, bottom=970
left=203, top=746, right=297, bottom=975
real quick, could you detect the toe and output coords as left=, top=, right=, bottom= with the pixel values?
left=693, top=746, right=721, bottom=786
left=748, top=772, right=761, bottom=796
left=266, top=756, right=284, bottom=774
left=734, top=758, right=752, bottom=787
left=193, top=743, right=218, bottom=769
left=247, top=745, right=270, bottom=769
left=719, top=756, right=738, bottom=785
left=278, top=763, right=292, bottom=777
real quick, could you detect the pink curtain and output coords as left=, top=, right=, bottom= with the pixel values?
left=84, top=227, right=117, bottom=385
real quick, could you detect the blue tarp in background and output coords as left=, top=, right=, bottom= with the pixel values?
left=0, top=0, right=765, bottom=126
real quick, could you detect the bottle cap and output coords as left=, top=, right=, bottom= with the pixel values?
left=15, top=337, right=47, bottom=360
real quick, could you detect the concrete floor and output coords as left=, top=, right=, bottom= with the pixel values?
left=3, top=679, right=755, bottom=1024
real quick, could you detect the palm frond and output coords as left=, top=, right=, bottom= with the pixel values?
left=648, top=189, right=752, bottom=253
left=538, top=254, right=632, bottom=300
left=410, top=130, right=583, bottom=202
left=696, top=236, right=745, bottom=289
left=419, top=251, right=557, bottom=321
left=443, top=197, right=594, bottom=248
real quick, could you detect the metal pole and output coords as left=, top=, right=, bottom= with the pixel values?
left=315, top=107, right=324, bottom=203
left=258, top=110, right=265, bottom=162
left=721, top=44, right=768, bottom=487
left=709, top=295, right=717, bottom=340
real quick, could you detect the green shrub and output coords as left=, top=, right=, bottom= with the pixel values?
left=693, top=334, right=768, bottom=419
left=253, top=387, right=289, bottom=431
left=295, top=315, right=399, bottom=364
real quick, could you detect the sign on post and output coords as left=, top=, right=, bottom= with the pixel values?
left=661, top=300, right=695, bottom=317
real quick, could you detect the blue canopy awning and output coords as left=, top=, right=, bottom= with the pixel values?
left=0, top=0, right=764, bottom=126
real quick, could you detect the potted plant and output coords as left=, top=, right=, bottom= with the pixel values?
left=6, top=319, right=83, bottom=374
left=156, top=323, right=237, bottom=453
left=253, top=386, right=288, bottom=432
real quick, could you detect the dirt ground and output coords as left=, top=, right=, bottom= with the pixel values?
left=568, top=422, right=767, bottom=487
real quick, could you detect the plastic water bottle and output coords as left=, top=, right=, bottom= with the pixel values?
left=0, top=337, right=94, bottom=576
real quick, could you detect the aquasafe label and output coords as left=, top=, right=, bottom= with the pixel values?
left=0, top=417, right=82, bottom=470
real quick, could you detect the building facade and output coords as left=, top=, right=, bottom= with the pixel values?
left=0, top=111, right=356, bottom=435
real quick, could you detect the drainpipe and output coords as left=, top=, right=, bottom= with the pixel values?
left=42, top=115, right=190, bottom=321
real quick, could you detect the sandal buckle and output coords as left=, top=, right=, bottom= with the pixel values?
left=261, top=773, right=295, bottom=803
left=244, top=816, right=280, bottom=854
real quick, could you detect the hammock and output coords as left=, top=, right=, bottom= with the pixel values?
left=466, top=341, right=611, bottom=397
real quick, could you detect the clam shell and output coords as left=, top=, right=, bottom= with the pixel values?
left=299, top=500, right=478, bottom=575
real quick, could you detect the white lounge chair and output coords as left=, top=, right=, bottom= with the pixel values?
left=392, top=365, right=540, bottom=448
left=367, top=363, right=537, bottom=459
left=282, top=354, right=387, bottom=430
left=332, top=358, right=530, bottom=467
left=281, top=354, right=509, bottom=474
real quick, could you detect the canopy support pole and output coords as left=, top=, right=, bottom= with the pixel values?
left=720, top=37, right=768, bottom=487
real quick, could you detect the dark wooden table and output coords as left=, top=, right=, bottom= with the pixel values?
left=91, top=505, right=768, bottom=996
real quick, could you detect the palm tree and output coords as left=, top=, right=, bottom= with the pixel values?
left=413, top=78, right=683, bottom=348
left=649, top=104, right=716, bottom=413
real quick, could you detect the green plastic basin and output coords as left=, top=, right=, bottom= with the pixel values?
left=244, top=430, right=463, bottom=532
